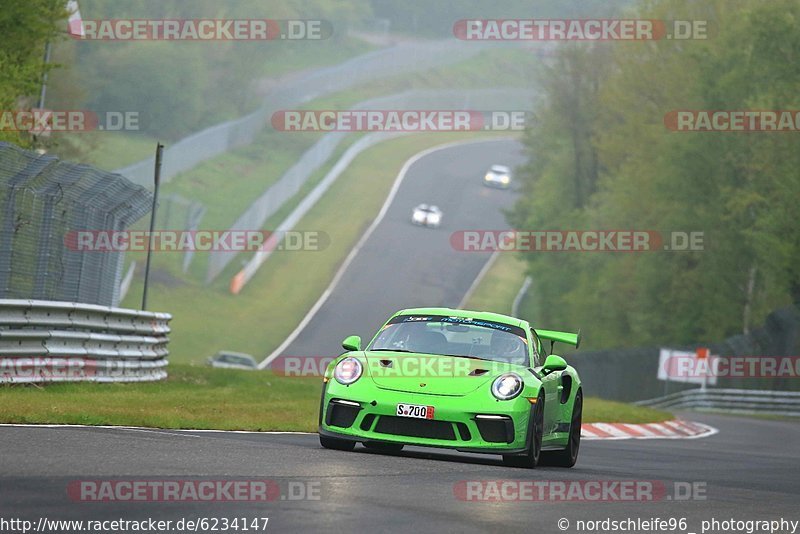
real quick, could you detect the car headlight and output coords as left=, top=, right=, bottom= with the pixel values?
left=428, top=214, right=440, bottom=223
left=413, top=212, right=425, bottom=221
left=500, top=175, right=509, bottom=183
left=334, top=357, right=362, bottom=385
left=484, top=173, right=493, bottom=181
left=491, top=373, right=523, bottom=400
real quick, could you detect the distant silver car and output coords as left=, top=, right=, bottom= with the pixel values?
left=207, top=351, right=257, bottom=370
left=411, top=204, right=442, bottom=228
left=483, top=164, right=512, bottom=189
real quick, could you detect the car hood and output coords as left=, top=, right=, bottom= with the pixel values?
left=364, top=350, right=524, bottom=396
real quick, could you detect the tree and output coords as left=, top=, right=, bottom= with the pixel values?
left=0, top=0, right=68, bottom=146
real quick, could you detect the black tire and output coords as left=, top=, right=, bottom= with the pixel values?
left=363, top=441, right=404, bottom=453
left=540, top=389, right=582, bottom=468
left=502, top=391, right=544, bottom=468
left=319, top=435, right=355, bottom=451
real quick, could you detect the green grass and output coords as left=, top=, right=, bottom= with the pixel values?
left=250, top=37, right=375, bottom=80
left=79, top=132, right=161, bottom=170
left=45, top=131, right=161, bottom=171
left=308, top=47, right=539, bottom=111
left=0, top=365, right=319, bottom=431
left=463, top=252, right=528, bottom=316
left=0, top=365, right=671, bottom=430
left=584, top=398, right=672, bottom=424
left=123, top=133, right=505, bottom=363
left=45, top=37, right=373, bottom=173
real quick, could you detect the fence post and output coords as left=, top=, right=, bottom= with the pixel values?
left=142, top=143, right=164, bottom=311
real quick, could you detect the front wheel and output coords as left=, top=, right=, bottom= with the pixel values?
left=502, top=391, right=544, bottom=468
left=540, top=389, right=582, bottom=468
left=319, top=435, right=355, bottom=451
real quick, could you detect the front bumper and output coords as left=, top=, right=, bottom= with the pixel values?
left=319, top=379, right=533, bottom=454
left=411, top=217, right=440, bottom=228
left=483, top=179, right=510, bottom=189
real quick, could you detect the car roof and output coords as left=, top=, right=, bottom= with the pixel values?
left=392, top=307, right=527, bottom=329
left=490, top=165, right=510, bottom=172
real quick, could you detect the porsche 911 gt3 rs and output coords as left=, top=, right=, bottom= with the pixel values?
left=318, top=307, right=583, bottom=468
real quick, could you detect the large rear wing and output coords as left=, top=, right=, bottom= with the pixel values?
left=535, top=329, right=581, bottom=350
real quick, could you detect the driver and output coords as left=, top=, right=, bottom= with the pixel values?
left=488, top=331, right=526, bottom=363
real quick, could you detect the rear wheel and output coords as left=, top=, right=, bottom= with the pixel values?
left=502, top=391, right=544, bottom=468
left=540, top=389, right=582, bottom=468
left=319, top=435, right=355, bottom=451
left=363, top=441, right=404, bottom=453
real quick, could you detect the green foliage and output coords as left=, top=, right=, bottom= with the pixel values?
left=512, top=0, right=800, bottom=349
left=0, top=0, right=67, bottom=146
left=45, top=0, right=373, bottom=142
left=369, top=0, right=625, bottom=36
left=0, top=365, right=669, bottom=430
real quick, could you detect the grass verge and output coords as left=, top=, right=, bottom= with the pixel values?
left=0, top=365, right=672, bottom=430
left=123, top=133, right=507, bottom=363
left=117, top=46, right=539, bottom=283
left=463, top=252, right=528, bottom=316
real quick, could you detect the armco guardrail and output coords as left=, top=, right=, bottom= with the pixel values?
left=635, top=388, right=800, bottom=417
left=114, top=40, right=489, bottom=187
left=0, top=299, right=170, bottom=383
left=208, top=87, right=535, bottom=283
left=229, top=130, right=409, bottom=293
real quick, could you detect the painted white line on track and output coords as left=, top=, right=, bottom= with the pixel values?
left=2, top=420, right=718, bottom=440
left=592, top=423, right=632, bottom=438
left=257, top=137, right=519, bottom=369
left=0, top=423, right=314, bottom=435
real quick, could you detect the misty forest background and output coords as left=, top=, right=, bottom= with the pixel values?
left=2, top=0, right=798, bottom=350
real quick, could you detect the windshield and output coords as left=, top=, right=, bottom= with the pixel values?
left=368, top=315, right=529, bottom=365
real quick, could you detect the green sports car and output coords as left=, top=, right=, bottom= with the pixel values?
left=318, top=307, right=583, bottom=468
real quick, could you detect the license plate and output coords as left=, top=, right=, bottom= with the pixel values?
left=396, top=403, right=435, bottom=420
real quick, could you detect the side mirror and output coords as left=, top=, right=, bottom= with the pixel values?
left=342, top=335, right=361, bottom=352
left=542, top=354, right=567, bottom=374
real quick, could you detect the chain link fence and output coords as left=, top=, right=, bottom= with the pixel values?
left=0, top=142, right=152, bottom=307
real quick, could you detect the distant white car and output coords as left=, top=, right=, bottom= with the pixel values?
left=207, top=351, right=257, bottom=370
left=411, top=204, right=442, bottom=228
left=483, top=164, right=512, bottom=189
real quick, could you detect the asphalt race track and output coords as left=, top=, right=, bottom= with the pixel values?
left=2, top=140, right=797, bottom=533
left=0, top=414, right=798, bottom=533
left=273, top=138, right=526, bottom=361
